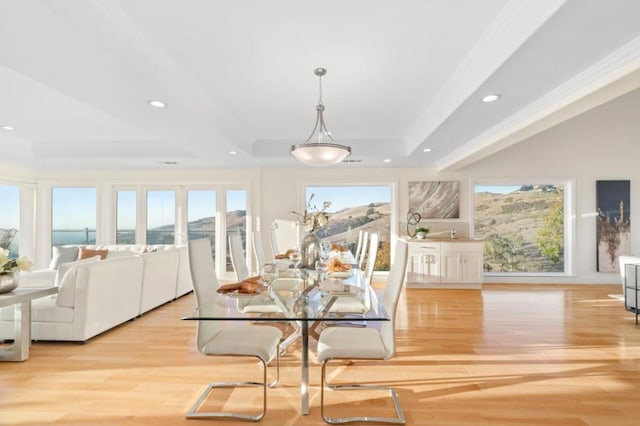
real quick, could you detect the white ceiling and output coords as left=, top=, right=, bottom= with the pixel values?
left=1, top=0, right=639, bottom=171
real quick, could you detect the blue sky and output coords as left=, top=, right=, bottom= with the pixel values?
left=305, top=186, right=391, bottom=212
left=474, top=185, right=522, bottom=194
left=0, top=185, right=19, bottom=228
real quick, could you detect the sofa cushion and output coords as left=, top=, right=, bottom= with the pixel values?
left=79, top=247, right=109, bottom=260
left=49, top=246, right=79, bottom=270
left=56, top=256, right=102, bottom=307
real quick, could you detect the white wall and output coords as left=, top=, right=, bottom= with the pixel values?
left=2, top=88, right=639, bottom=285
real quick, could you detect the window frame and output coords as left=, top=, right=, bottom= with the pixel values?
left=470, top=177, right=575, bottom=277
left=301, top=181, right=398, bottom=275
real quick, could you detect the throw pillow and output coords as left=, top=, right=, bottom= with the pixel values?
left=49, top=246, right=80, bottom=270
left=78, top=247, right=109, bottom=260
left=55, top=255, right=101, bottom=308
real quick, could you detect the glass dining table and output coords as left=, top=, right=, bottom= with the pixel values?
left=182, top=259, right=390, bottom=416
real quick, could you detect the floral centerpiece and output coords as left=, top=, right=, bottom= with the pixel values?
left=290, top=194, right=332, bottom=269
left=290, top=193, right=332, bottom=234
left=0, top=248, right=33, bottom=273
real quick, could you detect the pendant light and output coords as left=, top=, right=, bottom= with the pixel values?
left=290, top=67, right=351, bottom=166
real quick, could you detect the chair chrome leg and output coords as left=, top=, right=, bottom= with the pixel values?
left=320, top=359, right=406, bottom=424
left=268, top=344, right=280, bottom=388
left=187, top=357, right=270, bottom=421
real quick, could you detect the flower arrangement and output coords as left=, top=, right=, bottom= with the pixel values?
left=290, top=194, right=332, bottom=234
left=0, top=248, right=33, bottom=273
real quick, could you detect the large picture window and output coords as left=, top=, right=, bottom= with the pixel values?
left=305, top=185, right=392, bottom=271
left=474, top=183, right=566, bottom=274
left=188, top=190, right=217, bottom=264
left=0, top=184, right=20, bottom=257
left=116, top=190, right=136, bottom=244
left=146, top=190, right=176, bottom=244
left=225, top=190, right=247, bottom=272
left=52, top=187, right=97, bottom=246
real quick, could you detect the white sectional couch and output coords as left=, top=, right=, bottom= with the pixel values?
left=0, top=244, right=193, bottom=342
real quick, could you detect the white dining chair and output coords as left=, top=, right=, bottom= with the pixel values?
left=325, top=232, right=380, bottom=322
left=356, top=231, right=369, bottom=269
left=316, top=239, right=409, bottom=424
left=187, top=239, right=282, bottom=421
left=229, top=234, right=250, bottom=281
left=353, top=230, right=364, bottom=265
left=363, top=232, right=379, bottom=286
left=252, top=230, right=268, bottom=269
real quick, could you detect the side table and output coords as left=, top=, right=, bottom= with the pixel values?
left=0, top=287, right=58, bottom=361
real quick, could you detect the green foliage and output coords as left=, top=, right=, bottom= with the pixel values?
left=374, top=239, right=391, bottom=271
left=484, top=233, right=526, bottom=272
left=535, top=192, right=564, bottom=263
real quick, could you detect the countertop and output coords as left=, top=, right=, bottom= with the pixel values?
left=402, top=237, right=484, bottom=243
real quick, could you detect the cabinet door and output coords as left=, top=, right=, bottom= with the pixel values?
left=407, top=242, right=441, bottom=283
left=441, top=252, right=462, bottom=283
left=461, top=251, right=483, bottom=283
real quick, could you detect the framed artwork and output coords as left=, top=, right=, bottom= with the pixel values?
left=408, top=181, right=460, bottom=219
left=596, top=180, right=630, bottom=272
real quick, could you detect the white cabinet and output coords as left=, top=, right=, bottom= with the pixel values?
left=405, top=239, right=483, bottom=289
left=407, top=242, right=441, bottom=283
left=441, top=243, right=484, bottom=286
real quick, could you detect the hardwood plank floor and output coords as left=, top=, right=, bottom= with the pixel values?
left=1, top=283, right=639, bottom=425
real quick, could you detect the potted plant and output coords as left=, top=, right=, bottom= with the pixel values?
left=415, top=227, right=429, bottom=239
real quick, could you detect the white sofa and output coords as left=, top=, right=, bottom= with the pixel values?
left=0, top=244, right=193, bottom=342
left=619, top=255, right=640, bottom=310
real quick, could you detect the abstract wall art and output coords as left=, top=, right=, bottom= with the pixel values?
left=408, top=181, right=460, bottom=219
left=596, top=180, right=630, bottom=272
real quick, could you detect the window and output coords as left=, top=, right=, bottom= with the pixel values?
left=305, top=185, right=392, bottom=271
left=52, top=187, right=97, bottom=246
left=474, top=183, right=566, bottom=274
left=0, top=184, right=20, bottom=257
left=225, top=190, right=247, bottom=272
left=146, top=190, right=176, bottom=244
left=116, top=191, right=136, bottom=244
left=188, top=189, right=216, bottom=263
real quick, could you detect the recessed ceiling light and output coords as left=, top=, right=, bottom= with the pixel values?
left=228, top=151, right=238, bottom=155
left=481, top=94, right=501, bottom=103
left=383, top=158, right=392, bottom=163
left=423, top=148, right=432, bottom=152
left=148, top=100, right=167, bottom=108
left=1, top=125, right=15, bottom=131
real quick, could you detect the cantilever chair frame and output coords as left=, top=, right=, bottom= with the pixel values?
left=186, top=350, right=280, bottom=421
left=320, top=357, right=405, bottom=424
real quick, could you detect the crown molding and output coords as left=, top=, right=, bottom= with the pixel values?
left=437, top=35, right=640, bottom=171
left=403, top=0, right=567, bottom=155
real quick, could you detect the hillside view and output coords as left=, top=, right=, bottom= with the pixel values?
left=474, top=185, right=564, bottom=273
left=141, top=203, right=392, bottom=270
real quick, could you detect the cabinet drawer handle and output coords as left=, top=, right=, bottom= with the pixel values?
left=419, top=247, right=438, bottom=250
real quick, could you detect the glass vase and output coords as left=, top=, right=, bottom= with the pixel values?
left=300, top=233, right=320, bottom=269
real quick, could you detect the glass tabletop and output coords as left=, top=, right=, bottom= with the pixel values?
left=182, top=266, right=389, bottom=322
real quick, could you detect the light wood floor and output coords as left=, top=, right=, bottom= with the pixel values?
left=1, top=283, right=639, bottom=425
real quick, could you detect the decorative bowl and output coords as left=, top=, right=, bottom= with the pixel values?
left=0, top=271, right=19, bottom=294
